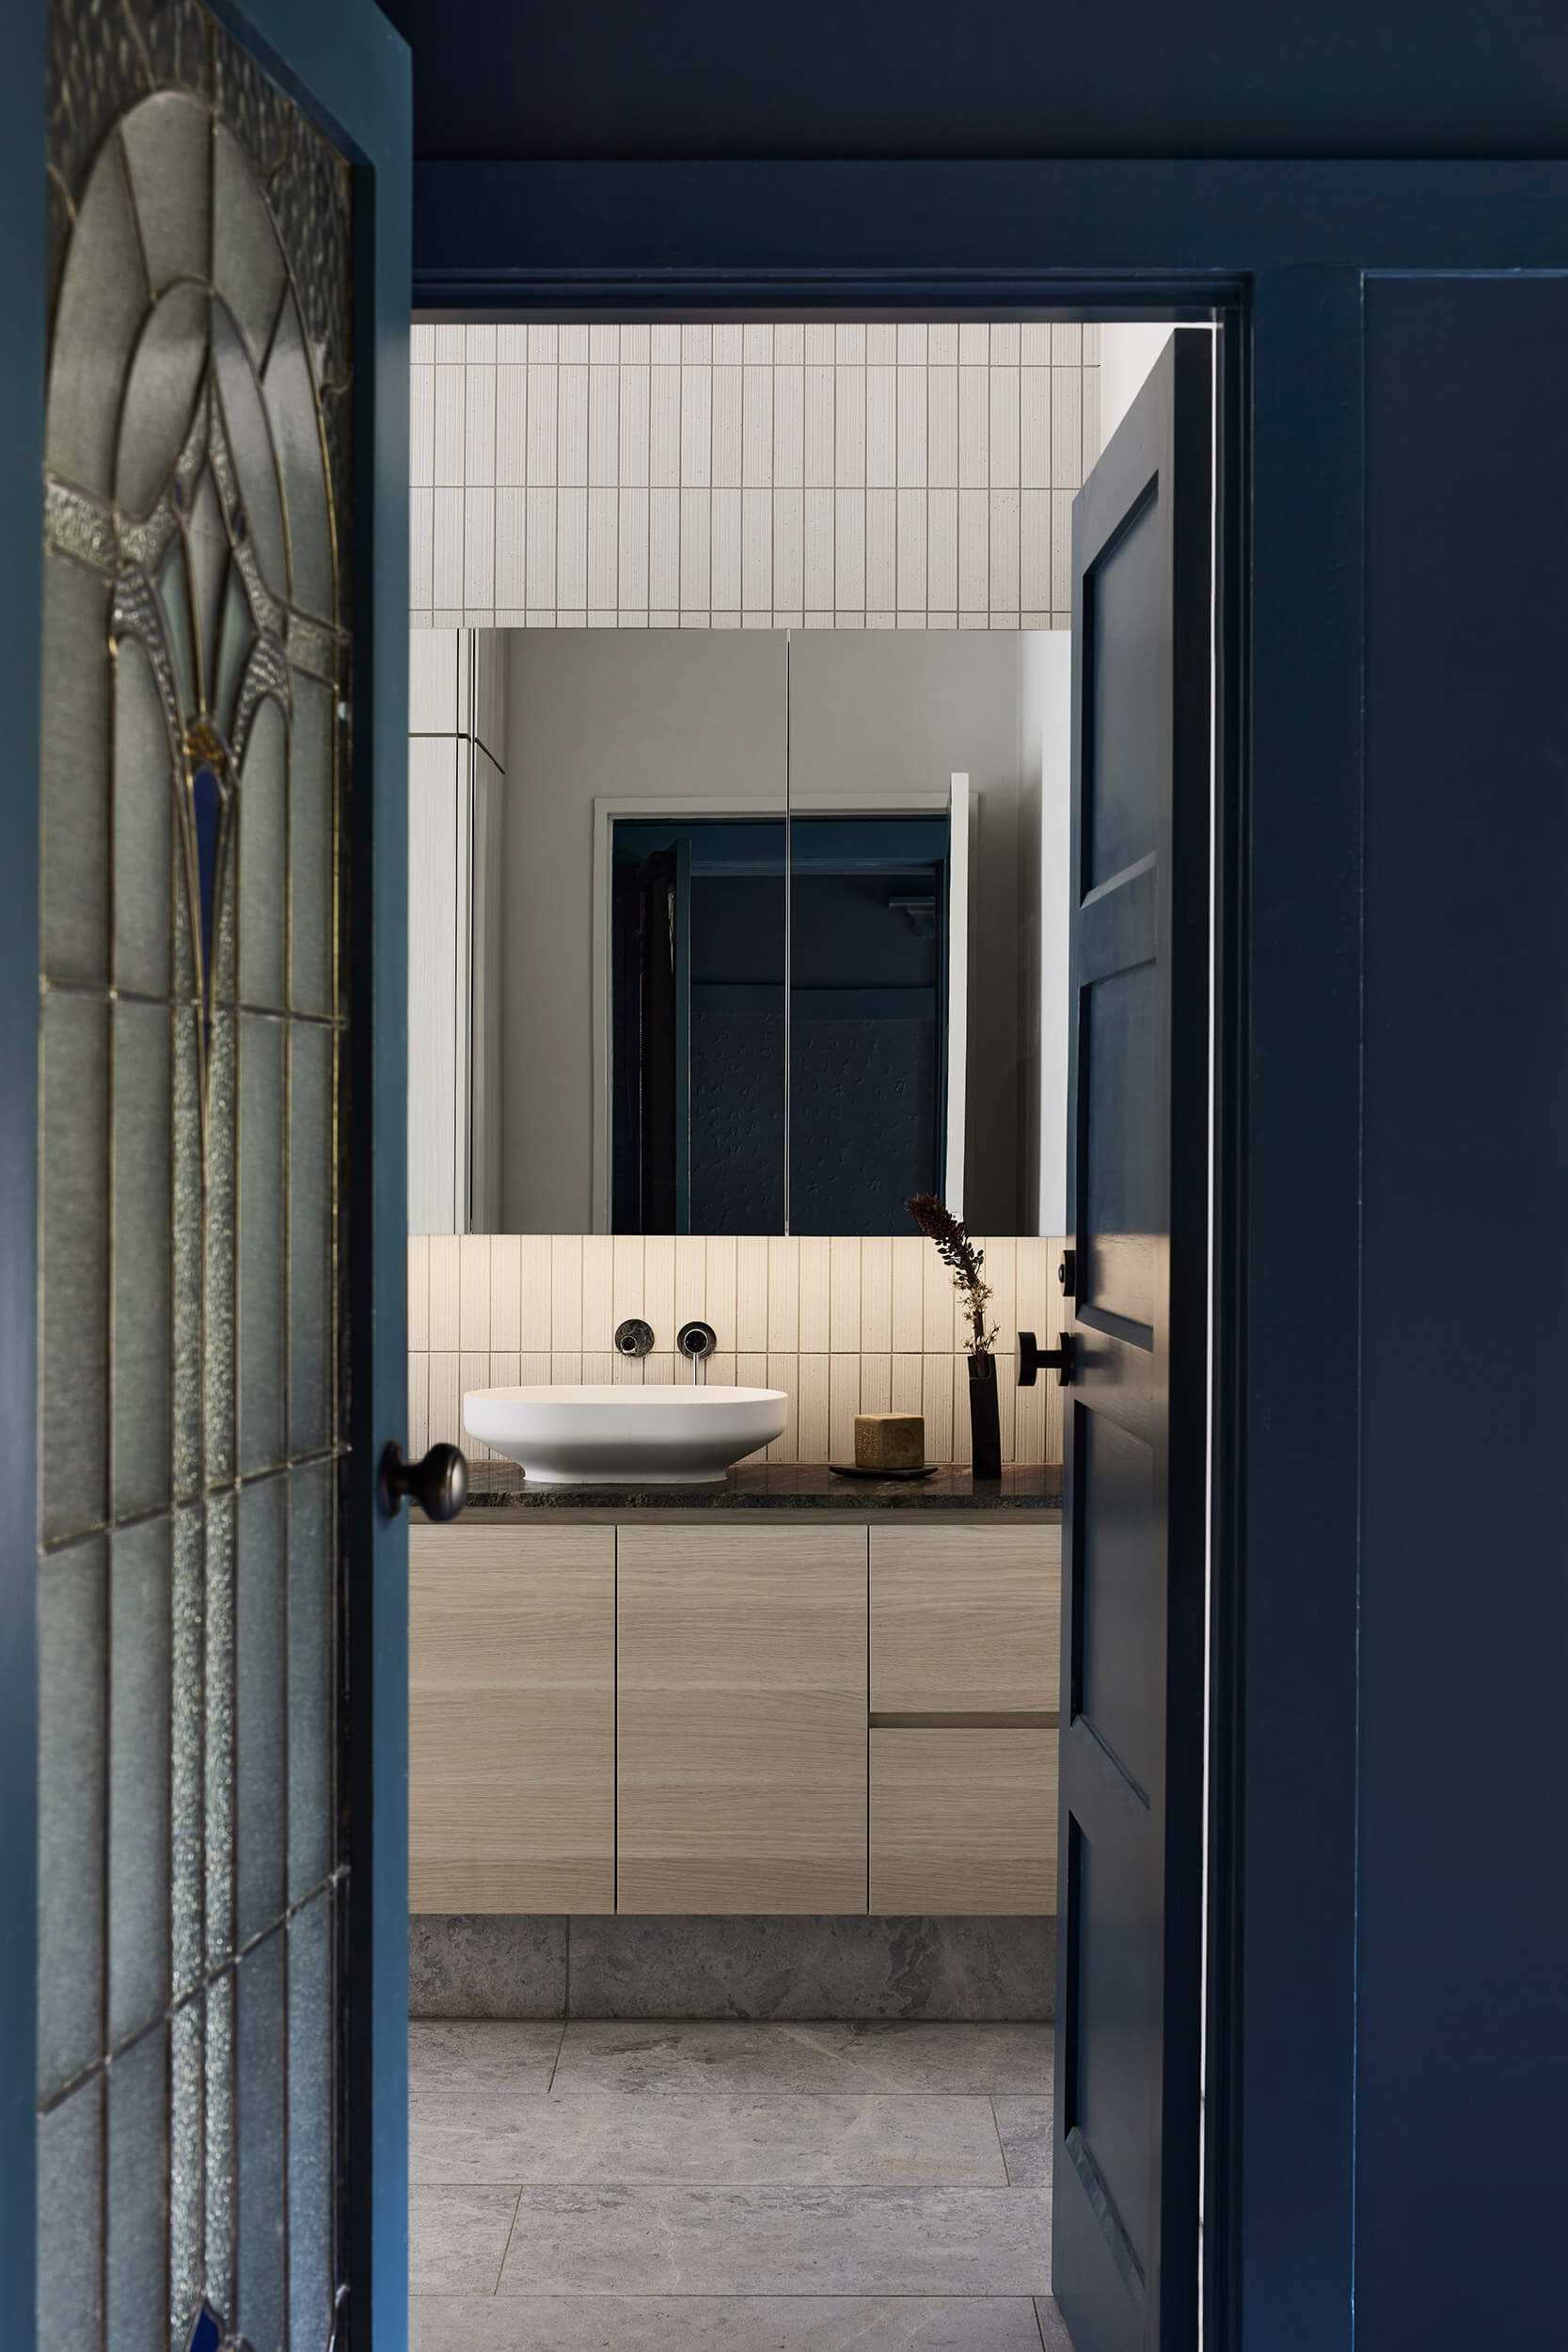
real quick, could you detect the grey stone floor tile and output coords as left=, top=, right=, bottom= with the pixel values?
left=409, top=2185, right=522, bottom=2294
left=549, top=2020, right=1053, bottom=2099
left=411, top=2090, right=1008, bottom=2186
left=415, top=2293, right=1048, bottom=2348
left=1035, top=2295, right=1073, bottom=2347
left=410, top=2020, right=564, bottom=2102
left=991, top=2095, right=1053, bottom=2188
left=495, top=2183, right=1052, bottom=2297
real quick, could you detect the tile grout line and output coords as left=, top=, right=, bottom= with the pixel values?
left=990, top=2092, right=1013, bottom=2186
left=489, top=2185, right=526, bottom=2297
left=545, top=2015, right=567, bottom=2098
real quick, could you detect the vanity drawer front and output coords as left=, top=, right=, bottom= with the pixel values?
left=870, top=1728, right=1058, bottom=1915
left=870, top=1524, right=1061, bottom=1713
left=617, top=1524, right=868, bottom=1915
left=409, top=1523, right=615, bottom=1915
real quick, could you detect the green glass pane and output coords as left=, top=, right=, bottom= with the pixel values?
left=289, top=1891, right=336, bottom=2340
left=289, top=672, right=336, bottom=1016
left=236, top=1474, right=285, bottom=1948
left=108, top=1516, right=173, bottom=2046
left=106, top=2021, right=170, bottom=2352
left=236, top=1927, right=287, bottom=2351
left=37, top=2076, right=103, bottom=2350
left=113, top=999, right=173, bottom=1521
left=288, top=1460, right=335, bottom=1901
left=214, top=562, right=258, bottom=750
left=289, top=1018, right=334, bottom=1453
left=119, top=90, right=212, bottom=294
left=204, top=1971, right=235, bottom=2324
left=158, top=532, right=199, bottom=718
left=40, top=989, right=108, bottom=1545
left=203, top=1008, right=237, bottom=1485
left=262, top=294, right=334, bottom=620
left=46, top=131, right=149, bottom=496
left=186, top=462, right=230, bottom=711
left=170, top=1504, right=205, bottom=2002
left=212, top=121, right=289, bottom=377
left=169, top=1998, right=204, bottom=2346
left=212, top=300, right=290, bottom=607
left=172, top=1005, right=203, bottom=1502
left=37, top=1537, right=105, bottom=2101
left=112, top=633, right=174, bottom=997
left=116, top=278, right=209, bottom=520
left=204, top=1488, right=236, bottom=1972
left=237, top=1011, right=285, bottom=1470
left=238, top=694, right=287, bottom=1009
left=40, top=549, right=110, bottom=987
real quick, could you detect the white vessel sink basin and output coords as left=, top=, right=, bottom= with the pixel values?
left=463, top=1383, right=788, bottom=1486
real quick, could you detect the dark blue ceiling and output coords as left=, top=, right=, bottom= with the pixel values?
left=378, top=0, right=1568, bottom=162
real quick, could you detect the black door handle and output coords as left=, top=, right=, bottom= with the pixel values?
left=1018, top=1330, right=1076, bottom=1388
left=379, top=1440, right=468, bottom=1520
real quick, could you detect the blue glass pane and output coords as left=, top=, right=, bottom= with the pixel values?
left=192, top=760, right=224, bottom=1007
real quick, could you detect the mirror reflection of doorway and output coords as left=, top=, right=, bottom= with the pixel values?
left=610, top=813, right=952, bottom=1234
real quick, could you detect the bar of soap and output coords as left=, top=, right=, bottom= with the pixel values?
left=854, top=1412, right=926, bottom=1471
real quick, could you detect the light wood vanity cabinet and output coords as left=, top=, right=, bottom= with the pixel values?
left=616, top=1523, right=868, bottom=1915
left=408, top=1511, right=1058, bottom=1919
left=409, top=1522, right=615, bottom=1914
left=869, top=1523, right=1060, bottom=1915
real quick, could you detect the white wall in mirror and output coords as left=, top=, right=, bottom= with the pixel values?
left=407, top=624, right=1073, bottom=1237
left=408, top=631, right=508, bottom=1232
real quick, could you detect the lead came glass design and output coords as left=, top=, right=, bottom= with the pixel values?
left=39, top=3, right=353, bottom=2344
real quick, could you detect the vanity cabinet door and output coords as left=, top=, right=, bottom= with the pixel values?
left=870, top=1522, right=1061, bottom=1713
left=871, top=1728, right=1059, bottom=1914
left=410, top=1523, right=615, bottom=1914
left=617, top=1524, right=869, bottom=1914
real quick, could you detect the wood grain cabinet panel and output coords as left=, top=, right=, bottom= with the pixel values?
left=409, top=1522, right=615, bottom=1914
left=617, top=1523, right=868, bottom=1915
left=870, top=1728, right=1058, bottom=1915
left=870, top=1523, right=1061, bottom=1714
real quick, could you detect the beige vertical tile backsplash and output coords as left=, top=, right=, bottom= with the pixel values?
left=410, top=1232, right=1067, bottom=1465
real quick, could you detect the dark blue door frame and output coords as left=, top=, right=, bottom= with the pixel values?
left=407, top=156, right=1568, bottom=2352
left=0, top=4, right=411, bottom=2349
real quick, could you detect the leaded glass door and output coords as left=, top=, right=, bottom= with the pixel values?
left=24, top=3, right=414, bottom=2347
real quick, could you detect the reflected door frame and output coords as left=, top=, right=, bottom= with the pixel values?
left=591, top=782, right=953, bottom=1232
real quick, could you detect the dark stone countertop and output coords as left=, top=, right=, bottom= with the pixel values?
left=453, top=1458, right=1062, bottom=1516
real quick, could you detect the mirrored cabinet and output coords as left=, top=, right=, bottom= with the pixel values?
left=409, top=627, right=1069, bottom=1238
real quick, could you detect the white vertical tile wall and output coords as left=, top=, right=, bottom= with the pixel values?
left=408, top=1234, right=1069, bottom=1468
left=410, top=320, right=1102, bottom=631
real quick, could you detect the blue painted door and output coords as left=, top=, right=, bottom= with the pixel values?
left=5, top=2, right=412, bottom=2347
left=1053, top=332, right=1212, bottom=2351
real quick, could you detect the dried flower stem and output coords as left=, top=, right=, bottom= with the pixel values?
left=907, top=1193, right=997, bottom=1358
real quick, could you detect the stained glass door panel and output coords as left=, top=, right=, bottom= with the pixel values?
left=38, top=3, right=352, bottom=2344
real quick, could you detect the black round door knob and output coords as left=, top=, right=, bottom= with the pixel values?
left=379, top=1439, right=468, bottom=1521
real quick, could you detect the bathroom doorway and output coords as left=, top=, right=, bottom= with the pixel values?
left=404, top=312, right=1223, bottom=2352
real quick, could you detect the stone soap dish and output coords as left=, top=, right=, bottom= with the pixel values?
left=828, top=1460, right=940, bottom=1481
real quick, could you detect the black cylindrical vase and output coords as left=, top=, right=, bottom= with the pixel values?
left=967, top=1352, right=1003, bottom=1480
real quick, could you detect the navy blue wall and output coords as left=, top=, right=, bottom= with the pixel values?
left=380, top=0, right=1568, bottom=162
left=1359, top=276, right=1568, bottom=2346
